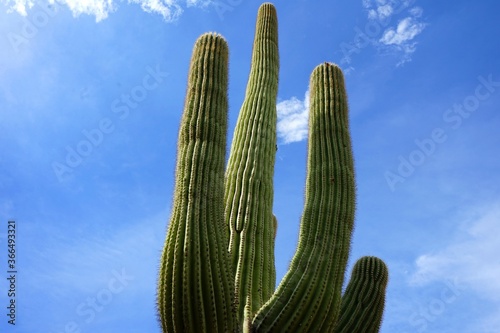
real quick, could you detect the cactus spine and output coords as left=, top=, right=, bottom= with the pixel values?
left=224, top=3, right=279, bottom=322
left=157, top=3, right=389, bottom=332
left=157, top=33, right=237, bottom=333
left=252, top=62, right=355, bottom=332
left=334, top=257, right=389, bottom=333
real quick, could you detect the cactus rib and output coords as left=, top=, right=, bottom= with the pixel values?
left=253, top=63, right=355, bottom=332
left=224, top=2, right=279, bottom=323
left=333, top=256, right=389, bottom=333
left=157, top=33, right=237, bottom=333
left=157, top=4, right=391, bottom=333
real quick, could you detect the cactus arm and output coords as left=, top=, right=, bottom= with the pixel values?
left=157, top=33, right=237, bottom=333
left=252, top=63, right=355, bottom=332
left=332, top=256, right=389, bottom=333
left=224, top=2, right=279, bottom=322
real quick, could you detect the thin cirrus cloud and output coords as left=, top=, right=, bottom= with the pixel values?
left=1, top=0, right=211, bottom=21
left=409, top=200, right=500, bottom=302
left=407, top=200, right=500, bottom=331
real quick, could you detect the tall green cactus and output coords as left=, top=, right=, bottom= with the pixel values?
left=252, top=61, right=356, bottom=332
left=157, top=3, right=389, bottom=332
left=224, top=2, right=279, bottom=322
left=157, top=33, right=237, bottom=333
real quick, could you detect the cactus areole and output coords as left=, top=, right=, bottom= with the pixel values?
left=157, top=3, right=389, bottom=332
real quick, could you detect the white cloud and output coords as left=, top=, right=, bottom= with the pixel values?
left=380, top=16, right=425, bottom=46
left=410, top=200, right=500, bottom=302
left=276, top=90, right=310, bottom=144
left=377, top=4, right=393, bottom=18
left=3, top=0, right=33, bottom=15
left=360, top=0, right=427, bottom=66
left=1, top=0, right=210, bottom=21
left=367, top=3, right=393, bottom=21
left=409, top=6, right=423, bottom=18
left=58, top=0, right=116, bottom=21
left=128, top=0, right=182, bottom=21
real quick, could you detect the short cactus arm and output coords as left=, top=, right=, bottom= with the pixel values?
left=157, top=33, right=237, bottom=333
left=333, top=256, right=389, bottom=333
left=224, top=2, right=279, bottom=322
left=252, top=63, right=355, bottom=332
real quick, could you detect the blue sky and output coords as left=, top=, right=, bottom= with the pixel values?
left=1, top=0, right=499, bottom=332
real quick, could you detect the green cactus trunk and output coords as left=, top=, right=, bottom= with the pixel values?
left=157, top=3, right=389, bottom=333
left=252, top=62, right=355, bottom=332
left=224, top=2, right=279, bottom=322
left=157, top=33, right=237, bottom=333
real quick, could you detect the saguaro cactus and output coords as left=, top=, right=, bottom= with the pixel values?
left=157, top=3, right=389, bottom=333
left=252, top=61, right=356, bottom=332
left=224, top=2, right=279, bottom=322
left=157, top=33, right=237, bottom=333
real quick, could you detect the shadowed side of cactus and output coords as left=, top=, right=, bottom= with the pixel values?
left=334, top=256, right=389, bottom=333
left=156, top=33, right=237, bottom=333
left=252, top=62, right=356, bottom=332
left=224, top=2, right=279, bottom=323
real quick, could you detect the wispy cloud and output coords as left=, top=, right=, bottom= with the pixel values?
left=128, top=0, right=181, bottom=21
left=410, top=200, right=500, bottom=301
left=380, top=17, right=425, bottom=46
left=379, top=16, right=426, bottom=64
left=276, top=90, right=309, bottom=144
left=3, top=0, right=33, bottom=15
left=1, top=0, right=210, bottom=21
left=366, top=2, right=393, bottom=21
left=24, top=211, right=166, bottom=295
left=410, top=200, right=500, bottom=332
left=362, top=0, right=415, bottom=20
left=0, top=209, right=168, bottom=332
left=361, top=0, right=427, bottom=65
